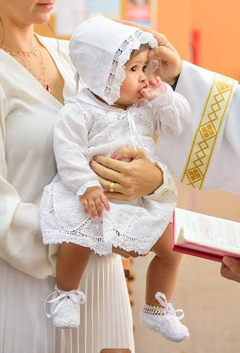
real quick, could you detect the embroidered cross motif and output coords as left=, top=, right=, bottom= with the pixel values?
left=200, top=123, right=216, bottom=139
left=181, top=74, right=235, bottom=189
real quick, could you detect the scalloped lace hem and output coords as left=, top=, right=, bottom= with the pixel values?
left=40, top=182, right=174, bottom=255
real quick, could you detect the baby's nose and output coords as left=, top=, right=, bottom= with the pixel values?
left=139, top=73, right=148, bottom=83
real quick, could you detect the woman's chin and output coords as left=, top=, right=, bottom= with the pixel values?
left=33, top=14, right=52, bottom=25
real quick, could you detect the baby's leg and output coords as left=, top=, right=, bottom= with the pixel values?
left=57, top=242, right=92, bottom=291
left=140, top=223, right=189, bottom=342
left=146, top=223, right=182, bottom=306
left=45, top=243, right=91, bottom=329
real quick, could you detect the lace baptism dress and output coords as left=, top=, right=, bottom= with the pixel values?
left=40, top=16, right=191, bottom=256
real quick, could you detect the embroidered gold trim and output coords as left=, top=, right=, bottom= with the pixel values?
left=181, top=73, right=235, bottom=189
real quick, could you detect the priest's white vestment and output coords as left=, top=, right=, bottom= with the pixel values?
left=156, top=61, right=240, bottom=194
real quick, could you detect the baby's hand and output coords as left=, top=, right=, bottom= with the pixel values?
left=140, top=76, right=167, bottom=101
left=80, top=186, right=110, bottom=219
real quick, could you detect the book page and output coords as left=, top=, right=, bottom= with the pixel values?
left=175, top=208, right=240, bottom=251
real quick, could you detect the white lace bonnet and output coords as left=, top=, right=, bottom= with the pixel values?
left=69, top=16, right=158, bottom=105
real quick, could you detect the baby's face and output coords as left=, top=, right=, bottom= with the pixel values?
left=115, top=50, right=150, bottom=106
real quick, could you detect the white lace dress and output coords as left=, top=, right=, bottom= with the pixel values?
left=40, top=87, right=191, bottom=255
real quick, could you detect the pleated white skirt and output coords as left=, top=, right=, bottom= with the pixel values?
left=0, top=254, right=135, bottom=353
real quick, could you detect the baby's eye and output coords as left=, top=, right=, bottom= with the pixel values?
left=142, top=64, right=148, bottom=72
left=130, top=65, right=137, bottom=72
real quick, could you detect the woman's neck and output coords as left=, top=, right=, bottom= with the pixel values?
left=0, top=17, right=35, bottom=51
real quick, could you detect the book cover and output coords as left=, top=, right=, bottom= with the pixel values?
left=172, top=208, right=240, bottom=262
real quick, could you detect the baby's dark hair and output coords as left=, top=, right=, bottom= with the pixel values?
left=130, top=43, right=152, bottom=59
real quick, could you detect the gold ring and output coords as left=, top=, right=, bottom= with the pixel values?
left=109, top=182, right=115, bottom=193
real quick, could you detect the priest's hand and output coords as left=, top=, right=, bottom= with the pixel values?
left=114, top=20, right=182, bottom=85
left=220, top=256, right=240, bottom=283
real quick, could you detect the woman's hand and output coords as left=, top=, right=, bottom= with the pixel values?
left=115, top=19, right=182, bottom=85
left=90, top=147, right=163, bottom=201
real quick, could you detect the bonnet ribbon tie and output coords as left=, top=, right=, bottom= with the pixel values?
left=44, top=289, right=85, bottom=319
left=155, top=292, right=185, bottom=320
left=127, top=108, right=153, bottom=156
left=127, top=108, right=138, bottom=151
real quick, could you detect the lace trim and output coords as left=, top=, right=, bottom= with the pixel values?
left=142, top=292, right=185, bottom=320
left=103, top=29, right=157, bottom=105
left=142, top=304, right=166, bottom=316
left=41, top=183, right=174, bottom=256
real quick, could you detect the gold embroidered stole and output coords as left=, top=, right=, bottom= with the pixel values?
left=181, top=74, right=235, bottom=189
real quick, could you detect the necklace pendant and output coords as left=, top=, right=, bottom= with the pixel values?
left=45, top=84, right=51, bottom=94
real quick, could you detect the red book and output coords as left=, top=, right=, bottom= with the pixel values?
left=172, top=208, right=240, bottom=262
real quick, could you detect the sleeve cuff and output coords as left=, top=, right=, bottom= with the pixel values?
left=144, top=162, right=178, bottom=202
left=77, top=181, right=102, bottom=197
left=150, top=84, right=173, bottom=107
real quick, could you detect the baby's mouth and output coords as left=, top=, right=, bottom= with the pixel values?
left=139, top=85, right=148, bottom=96
left=139, top=85, right=147, bottom=92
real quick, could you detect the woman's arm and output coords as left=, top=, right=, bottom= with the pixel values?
left=0, top=86, right=54, bottom=278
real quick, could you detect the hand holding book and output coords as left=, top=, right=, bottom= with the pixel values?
left=173, top=208, right=240, bottom=262
left=221, top=256, right=240, bottom=283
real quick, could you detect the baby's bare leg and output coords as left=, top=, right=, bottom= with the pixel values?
left=140, top=224, right=189, bottom=342
left=56, top=242, right=92, bottom=291
left=146, top=223, right=182, bottom=306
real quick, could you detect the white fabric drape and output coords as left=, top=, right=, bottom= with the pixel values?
left=0, top=254, right=135, bottom=353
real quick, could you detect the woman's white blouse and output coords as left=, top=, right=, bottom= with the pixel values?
left=0, top=35, right=76, bottom=278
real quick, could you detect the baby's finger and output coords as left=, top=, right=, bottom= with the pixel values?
left=88, top=199, right=97, bottom=219
left=95, top=198, right=103, bottom=217
left=148, top=77, right=158, bottom=86
left=154, top=76, right=162, bottom=85
left=149, top=76, right=162, bottom=87
left=81, top=198, right=89, bottom=215
left=140, top=88, right=152, bottom=100
left=101, top=194, right=110, bottom=212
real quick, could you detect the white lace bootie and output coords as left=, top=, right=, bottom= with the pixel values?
left=139, top=292, right=189, bottom=342
left=44, top=285, right=86, bottom=328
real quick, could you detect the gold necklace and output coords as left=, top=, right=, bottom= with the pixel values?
left=2, top=39, right=51, bottom=93
left=1, top=43, right=37, bottom=57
